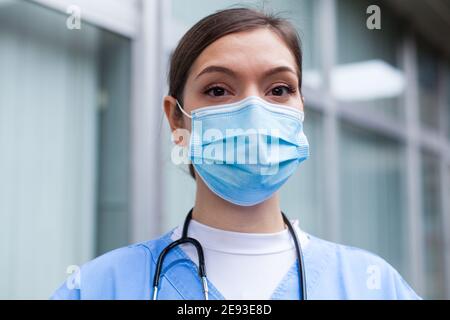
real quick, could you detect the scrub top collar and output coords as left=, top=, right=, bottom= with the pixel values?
left=142, top=228, right=330, bottom=300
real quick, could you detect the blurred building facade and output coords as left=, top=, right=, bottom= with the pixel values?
left=0, top=0, right=449, bottom=299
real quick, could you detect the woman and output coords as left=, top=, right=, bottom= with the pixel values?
left=51, top=7, right=420, bottom=300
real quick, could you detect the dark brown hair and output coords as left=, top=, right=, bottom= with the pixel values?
left=167, top=7, right=303, bottom=178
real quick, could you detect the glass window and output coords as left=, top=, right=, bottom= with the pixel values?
left=0, top=1, right=131, bottom=298
left=280, top=109, right=326, bottom=238
left=417, top=40, right=440, bottom=132
left=447, top=66, right=450, bottom=140
left=336, top=0, right=405, bottom=121
left=339, top=123, right=408, bottom=279
left=421, top=152, right=446, bottom=299
left=272, top=0, right=322, bottom=90
left=95, top=33, right=132, bottom=256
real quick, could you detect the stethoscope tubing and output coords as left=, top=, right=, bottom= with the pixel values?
left=152, top=208, right=307, bottom=300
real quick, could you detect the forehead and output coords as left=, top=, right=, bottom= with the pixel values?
left=189, top=28, right=299, bottom=77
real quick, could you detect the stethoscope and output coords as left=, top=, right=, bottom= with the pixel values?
left=152, top=208, right=307, bottom=300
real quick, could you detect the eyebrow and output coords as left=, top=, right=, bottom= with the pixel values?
left=195, top=65, right=298, bottom=80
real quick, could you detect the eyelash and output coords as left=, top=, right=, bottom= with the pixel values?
left=203, top=84, right=230, bottom=96
left=203, top=84, right=297, bottom=96
left=274, top=84, right=297, bottom=95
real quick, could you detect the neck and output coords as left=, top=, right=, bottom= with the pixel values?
left=192, top=177, right=285, bottom=233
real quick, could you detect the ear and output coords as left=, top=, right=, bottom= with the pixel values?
left=163, top=95, right=185, bottom=132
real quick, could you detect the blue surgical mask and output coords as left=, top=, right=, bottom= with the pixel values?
left=176, top=96, right=309, bottom=206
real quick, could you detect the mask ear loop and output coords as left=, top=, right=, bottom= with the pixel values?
left=299, top=95, right=306, bottom=122
left=176, top=100, right=193, bottom=119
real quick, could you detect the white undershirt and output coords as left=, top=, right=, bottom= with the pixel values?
left=171, top=218, right=310, bottom=300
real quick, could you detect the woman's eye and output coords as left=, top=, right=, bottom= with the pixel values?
left=269, top=85, right=294, bottom=97
left=205, top=86, right=228, bottom=97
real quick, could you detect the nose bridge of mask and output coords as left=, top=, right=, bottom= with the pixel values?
left=213, top=99, right=303, bottom=146
left=197, top=96, right=303, bottom=120
left=177, top=96, right=305, bottom=121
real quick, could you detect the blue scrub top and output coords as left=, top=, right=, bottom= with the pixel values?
left=50, top=228, right=421, bottom=300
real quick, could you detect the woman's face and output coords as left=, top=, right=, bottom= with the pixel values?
left=164, top=27, right=304, bottom=132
